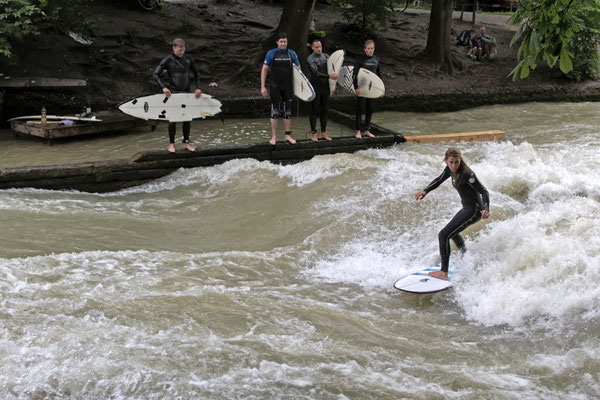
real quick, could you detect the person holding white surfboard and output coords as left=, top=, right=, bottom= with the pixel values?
left=306, top=39, right=338, bottom=142
left=154, top=38, right=202, bottom=153
left=260, top=32, right=300, bottom=145
left=415, top=148, right=490, bottom=281
left=353, top=40, right=382, bottom=139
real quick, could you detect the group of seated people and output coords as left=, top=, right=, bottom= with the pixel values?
left=469, top=26, right=497, bottom=60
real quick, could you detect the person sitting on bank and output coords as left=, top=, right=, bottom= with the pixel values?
left=470, top=26, right=496, bottom=60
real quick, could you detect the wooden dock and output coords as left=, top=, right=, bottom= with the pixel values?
left=0, top=134, right=404, bottom=193
left=10, top=110, right=158, bottom=140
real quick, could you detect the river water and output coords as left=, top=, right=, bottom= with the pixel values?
left=1, top=102, right=599, bottom=399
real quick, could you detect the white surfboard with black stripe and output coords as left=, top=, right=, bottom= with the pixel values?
left=327, top=49, right=345, bottom=92
left=118, top=93, right=222, bottom=122
left=337, top=65, right=385, bottom=99
left=393, top=265, right=453, bottom=294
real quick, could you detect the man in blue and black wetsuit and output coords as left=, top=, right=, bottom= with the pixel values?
left=353, top=39, right=381, bottom=139
left=306, top=39, right=338, bottom=142
left=260, top=32, right=300, bottom=145
left=154, top=38, right=202, bottom=153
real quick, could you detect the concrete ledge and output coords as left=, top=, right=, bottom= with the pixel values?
left=0, top=134, right=404, bottom=193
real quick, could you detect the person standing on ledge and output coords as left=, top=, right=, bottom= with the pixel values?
left=414, top=147, right=490, bottom=281
left=260, top=32, right=300, bottom=145
left=307, top=38, right=337, bottom=142
left=154, top=38, right=202, bottom=153
left=353, top=39, right=381, bottom=139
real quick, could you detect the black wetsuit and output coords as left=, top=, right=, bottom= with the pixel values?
left=264, top=48, right=299, bottom=120
left=307, top=52, right=330, bottom=133
left=423, top=166, right=489, bottom=273
left=153, top=53, right=201, bottom=144
left=353, top=54, right=381, bottom=131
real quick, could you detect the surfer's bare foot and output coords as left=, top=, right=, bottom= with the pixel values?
left=365, top=131, right=375, bottom=138
left=269, top=137, right=277, bottom=145
left=285, top=135, right=296, bottom=144
left=321, top=132, right=332, bottom=141
left=355, top=131, right=362, bottom=139
left=311, top=133, right=318, bottom=142
left=168, top=144, right=175, bottom=153
left=184, top=143, right=195, bottom=152
left=429, top=270, right=448, bottom=280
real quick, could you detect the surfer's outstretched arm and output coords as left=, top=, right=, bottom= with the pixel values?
left=416, top=166, right=451, bottom=200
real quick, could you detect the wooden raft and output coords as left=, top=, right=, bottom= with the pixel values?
left=404, top=130, right=506, bottom=143
left=10, top=110, right=157, bottom=140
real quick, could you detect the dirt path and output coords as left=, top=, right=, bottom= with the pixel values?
left=405, top=8, right=517, bottom=30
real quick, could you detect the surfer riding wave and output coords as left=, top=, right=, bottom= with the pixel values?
left=415, top=147, right=489, bottom=280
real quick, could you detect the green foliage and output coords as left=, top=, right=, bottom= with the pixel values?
left=0, top=0, right=45, bottom=58
left=328, top=0, right=394, bottom=34
left=46, top=0, right=97, bottom=33
left=566, top=0, right=600, bottom=80
left=508, top=0, right=600, bottom=81
left=1, top=0, right=100, bottom=60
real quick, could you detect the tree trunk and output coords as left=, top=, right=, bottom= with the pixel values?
left=263, top=0, right=316, bottom=63
left=423, top=0, right=456, bottom=73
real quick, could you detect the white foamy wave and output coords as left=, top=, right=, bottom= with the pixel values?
left=475, top=141, right=600, bottom=204
left=117, top=158, right=276, bottom=194
left=526, top=343, right=600, bottom=375
left=303, top=227, right=440, bottom=291
left=455, top=196, right=600, bottom=327
left=277, top=154, right=370, bottom=187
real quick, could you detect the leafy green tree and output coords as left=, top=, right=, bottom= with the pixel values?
left=509, top=0, right=600, bottom=81
left=508, top=0, right=581, bottom=80
left=567, top=0, right=600, bottom=80
left=0, top=0, right=45, bottom=58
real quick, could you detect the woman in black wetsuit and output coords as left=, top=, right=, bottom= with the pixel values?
left=414, top=148, right=489, bottom=280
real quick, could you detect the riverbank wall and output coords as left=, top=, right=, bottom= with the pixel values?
left=220, top=87, right=600, bottom=118
left=3, top=85, right=600, bottom=126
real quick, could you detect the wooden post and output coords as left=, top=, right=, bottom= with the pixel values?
left=472, top=1, right=478, bottom=25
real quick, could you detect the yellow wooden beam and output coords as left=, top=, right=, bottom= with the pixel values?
left=404, top=130, right=505, bottom=143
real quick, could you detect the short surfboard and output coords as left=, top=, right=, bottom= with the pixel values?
left=327, top=49, right=345, bottom=92
left=337, top=65, right=385, bottom=99
left=292, top=65, right=316, bottom=102
left=393, top=265, right=453, bottom=294
left=118, top=93, right=222, bottom=123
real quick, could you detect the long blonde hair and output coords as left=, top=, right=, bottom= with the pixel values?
left=444, top=147, right=470, bottom=178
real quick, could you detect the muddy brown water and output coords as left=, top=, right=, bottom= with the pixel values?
left=1, top=102, right=599, bottom=398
